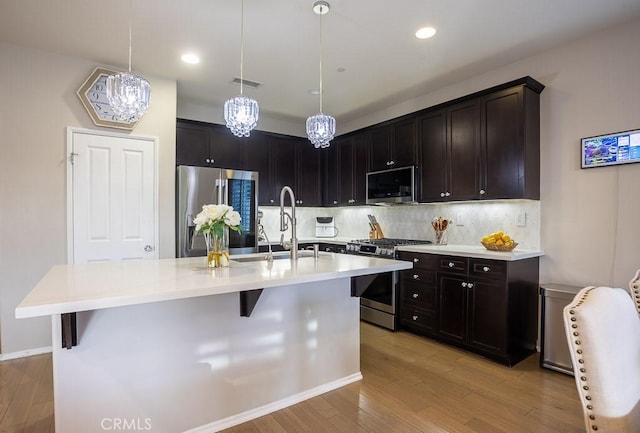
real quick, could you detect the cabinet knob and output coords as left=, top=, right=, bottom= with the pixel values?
left=468, top=283, right=474, bottom=289
left=480, top=189, right=486, bottom=195
left=445, top=192, right=451, bottom=197
left=483, top=266, right=490, bottom=272
left=448, top=262, right=455, bottom=268
left=333, top=200, right=338, bottom=204
left=462, top=282, right=468, bottom=288
left=412, top=293, right=419, bottom=299
left=270, top=199, right=274, bottom=203
left=440, top=192, right=445, bottom=197
left=389, top=160, right=395, bottom=165
left=413, top=274, right=419, bottom=280
left=205, top=158, right=210, bottom=163
left=412, top=315, right=418, bottom=321
left=413, top=258, right=419, bottom=263
left=325, top=248, right=331, bottom=252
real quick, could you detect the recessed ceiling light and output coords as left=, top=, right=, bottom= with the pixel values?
left=181, top=53, right=200, bottom=64
left=415, top=27, right=436, bottom=39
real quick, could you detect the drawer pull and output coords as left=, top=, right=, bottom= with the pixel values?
left=462, top=282, right=468, bottom=288
left=448, top=262, right=455, bottom=268
left=412, top=315, right=418, bottom=321
left=468, top=283, right=474, bottom=289
left=413, top=274, right=419, bottom=280
left=483, top=266, right=490, bottom=272
left=413, top=258, right=420, bottom=263
left=412, top=293, right=419, bottom=299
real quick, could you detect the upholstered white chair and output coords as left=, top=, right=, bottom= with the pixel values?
left=629, top=270, right=640, bottom=317
left=563, top=286, right=640, bottom=432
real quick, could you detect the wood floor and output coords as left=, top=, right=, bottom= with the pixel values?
left=223, top=323, right=585, bottom=433
left=0, top=353, right=54, bottom=433
left=0, top=322, right=584, bottom=433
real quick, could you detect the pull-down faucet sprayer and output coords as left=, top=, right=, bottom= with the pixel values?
left=279, top=186, right=298, bottom=260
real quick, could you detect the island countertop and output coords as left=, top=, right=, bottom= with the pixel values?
left=395, top=243, right=544, bottom=261
left=15, top=252, right=412, bottom=319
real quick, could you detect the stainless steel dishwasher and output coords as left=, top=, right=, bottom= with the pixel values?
left=539, top=283, right=583, bottom=375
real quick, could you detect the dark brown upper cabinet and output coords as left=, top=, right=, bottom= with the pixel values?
left=324, top=131, right=369, bottom=206
left=370, top=117, right=417, bottom=172
left=176, top=119, right=244, bottom=169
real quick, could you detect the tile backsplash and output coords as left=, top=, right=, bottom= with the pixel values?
left=259, top=200, right=541, bottom=250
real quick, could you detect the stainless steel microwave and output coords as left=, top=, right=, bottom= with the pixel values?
left=366, top=166, right=416, bottom=205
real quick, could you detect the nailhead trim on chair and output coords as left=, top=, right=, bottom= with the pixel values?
left=630, top=273, right=640, bottom=315
left=567, top=287, right=599, bottom=431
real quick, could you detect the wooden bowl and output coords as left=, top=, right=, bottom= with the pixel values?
left=480, top=241, right=518, bottom=252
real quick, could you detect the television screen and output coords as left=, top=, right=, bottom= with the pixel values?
left=581, top=129, right=640, bottom=168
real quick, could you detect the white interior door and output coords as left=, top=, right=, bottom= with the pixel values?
left=69, top=129, right=157, bottom=263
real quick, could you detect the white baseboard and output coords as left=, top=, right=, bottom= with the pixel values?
left=0, top=346, right=52, bottom=361
left=184, top=372, right=363, bottom=433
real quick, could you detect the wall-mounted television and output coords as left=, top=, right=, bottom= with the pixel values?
left=581, top=128, right=640, bottom=169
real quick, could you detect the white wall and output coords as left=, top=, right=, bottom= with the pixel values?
left=337, top=18, right=640, bottom=289
left=0, top=42, right=177, bottom=355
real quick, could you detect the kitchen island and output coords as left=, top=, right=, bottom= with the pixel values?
left=16, top=252, right=411, bottom=433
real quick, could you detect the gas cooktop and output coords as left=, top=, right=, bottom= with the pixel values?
left=350, top=238, right=432, bottom=246
left=346, top=238, right=432, bottom=257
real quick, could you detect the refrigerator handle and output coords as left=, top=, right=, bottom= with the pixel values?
left=216, top=178, right=229, bottom=205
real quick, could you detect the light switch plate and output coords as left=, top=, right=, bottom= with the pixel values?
left=456, top=212, right=464, bottom=226
left=516, top=210, right=527, bottom=227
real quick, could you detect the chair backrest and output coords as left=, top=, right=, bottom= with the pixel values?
left=563, top=286, right=640, bottom=433
left=629, top=269, right=640, bottom=317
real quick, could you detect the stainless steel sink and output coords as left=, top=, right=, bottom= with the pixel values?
left=231, top=251, right=315, bottom=263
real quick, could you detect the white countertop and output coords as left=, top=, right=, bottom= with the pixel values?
left=395, top=244, right=544, bottom=261
left=15, top=252, right=411, bottom=319
left=260, top=237, right=350, bottom=246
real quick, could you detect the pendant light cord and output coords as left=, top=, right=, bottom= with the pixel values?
left=318, top=9, right=324, bottom=113
left=128, top=0, right=133, bottom=73
left=240, top=0, right=245, bottom=95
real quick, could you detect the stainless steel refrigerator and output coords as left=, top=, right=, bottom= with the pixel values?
left=176, top=165, right=259, bottom=258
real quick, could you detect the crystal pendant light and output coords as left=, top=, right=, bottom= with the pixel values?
left=106, top=0, right=151, bottom=123
left=306, top=0, right=335, bottom=149
left=224, top=0, right=259, bottom=138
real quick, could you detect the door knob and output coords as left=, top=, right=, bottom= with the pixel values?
left=144, top=245, right=153, bottom=252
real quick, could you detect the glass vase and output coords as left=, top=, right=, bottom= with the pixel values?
left=204, top=228, right=230, bottom=268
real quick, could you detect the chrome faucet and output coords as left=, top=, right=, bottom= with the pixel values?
left=279, top=186, right=298, bottom=260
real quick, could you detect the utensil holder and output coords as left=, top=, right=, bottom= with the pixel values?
left=434, top=230, right=447, bottom=245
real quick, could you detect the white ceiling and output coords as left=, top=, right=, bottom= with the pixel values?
left=1, top=0, right=640, bottom=124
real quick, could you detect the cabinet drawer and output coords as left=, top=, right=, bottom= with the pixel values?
left=397, top=251, right=436, bottom=270
left=470, top=259, right=507, bottom=281
left=400, top=305, right=436, bottom=332
left=438, top=256, right=468, bottom=274
left=400, top=269, right=435, bottom=285
left=400, top=283, right=437, bottom=310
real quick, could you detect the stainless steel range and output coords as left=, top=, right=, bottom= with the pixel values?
left=345, top=238, right=431, bottom=330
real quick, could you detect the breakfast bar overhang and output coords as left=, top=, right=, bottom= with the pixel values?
left=16, top=253, right=411, bottom=433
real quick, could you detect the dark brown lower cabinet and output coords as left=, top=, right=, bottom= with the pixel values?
left=398, top=251, right=539, bottom=366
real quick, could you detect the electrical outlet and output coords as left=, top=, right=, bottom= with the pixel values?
left=516, top=210, right=527, bottom=227
left=456, top=212, right=464, bottom=226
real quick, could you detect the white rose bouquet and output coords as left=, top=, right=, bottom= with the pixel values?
left=193, top=204, right=243, bottom=238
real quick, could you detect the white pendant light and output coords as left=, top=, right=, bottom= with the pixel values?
left=106, top=0, right=151, bottom=123
left=224, top=0, right=259, bottom=138
left=306, top=0, right=335, bottom=149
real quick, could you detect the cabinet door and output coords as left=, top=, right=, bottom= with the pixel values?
left=481, top=87, right=523, bottom=199
left=448, top=101, right=480, bottom=201
left=337, top=137, right=354, bottom=205
left=418, top=110, right=448, bottom=202
left=296, top=140, right=322, bottom=206
left=271, top=137, right=297, bottom=200
left=176, top=121, right=211, bottom=166
left=244, top=134, right=273, bottom=205
left=370, top=125, right=391, bottom=171
left=467, top=278, right=508, bottom=354
left=209, top=125, right=245, bottom=169
left=323, top=144, right=339, bottom=206
left=391, top=118, right=416, bottom=168
left=352, top=131, right=369, bottom=205
left=438, top=273, right=467, bottom=343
